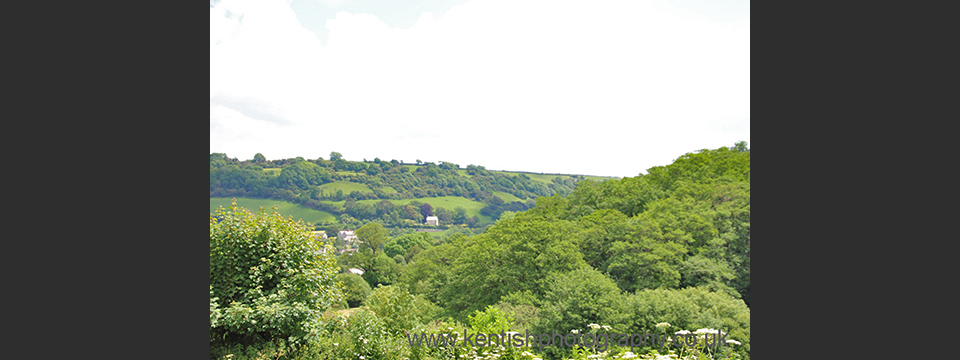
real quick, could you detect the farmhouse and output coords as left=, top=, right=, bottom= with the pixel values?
left=425, top=216, right=439, bottom=226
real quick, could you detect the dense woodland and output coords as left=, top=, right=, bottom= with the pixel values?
left=210, top=142, right=750, bottom=360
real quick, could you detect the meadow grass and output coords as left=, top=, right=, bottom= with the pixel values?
left=210, top=197, right=337, bottom=224
left=318, top=181, right=372, bottom=194
left=492, top=191, right=524, bottom=203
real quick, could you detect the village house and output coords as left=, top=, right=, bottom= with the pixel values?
left=425, top=216, right=439, bottom=226
left=338, top=230, right=359, bottom=244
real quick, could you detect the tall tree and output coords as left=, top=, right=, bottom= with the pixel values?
left=356, top=222, right=389, bottom=255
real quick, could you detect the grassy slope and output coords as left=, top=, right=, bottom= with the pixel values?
left=319, top=181, right=372, bottom=194
left=210, top=197, right=337, bottom=224
left=492, top=191, right=523, bottom=202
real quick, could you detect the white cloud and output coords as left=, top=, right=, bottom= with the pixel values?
left=211, top=0, right=749, bottom=176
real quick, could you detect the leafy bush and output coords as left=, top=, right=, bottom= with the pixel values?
left=337, top=273, right=372, bottom=308
left=210, top=200, right=342, bottom=347
left=363, top=284, right=423, bottom=336
left=468, top=305, right=515, bottom=335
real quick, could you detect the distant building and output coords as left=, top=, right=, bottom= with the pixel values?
left=348, top=268, right=364, bottom=276
left=425, top=216, right=439, bottom=226
left=338, top=230, right=358, bottom=243
left=340, top=248, right=359, bottom=255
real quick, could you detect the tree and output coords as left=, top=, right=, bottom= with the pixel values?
left=330, top=151, right=343, bottom=161
left=253, top=153, right=266, bottom=163
left=337, top=273, right=372, bottom=308
left=356, top=222, right=388, bottom=255
left=440, top=216, right=586, bottom=320
left=420, top=203, right=433, bottom=218
left=453, top=207, right=468, bottom=224
left=210, top=200, right=342, bottom=346
left=732, top=140, right=749, bottom=152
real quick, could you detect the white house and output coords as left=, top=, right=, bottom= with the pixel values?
left=338, top=230, right=358, bottom=242
left=348, top=268, right=364, bottom=276
left=425, top=216, right=439, bottom=226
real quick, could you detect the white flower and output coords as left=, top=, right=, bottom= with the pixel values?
left=571, top=329, right=580, bottom=334
left=674, top=330, right=690, bottom=335
left=621, top=352, right=637, bottom=359
left=359, top=357, right=365, bottom=360
left=655, top=322, right=671, bottom=329
left=588, top=323, right=601, bottom=330
left=602, top=325, right=612, bottom=331
left=726, top=339, right=742, bottom=346
left=333, top=343, right=338, bottom=347
left=694, top=328, right=720, bottom=335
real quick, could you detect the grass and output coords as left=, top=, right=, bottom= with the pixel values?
left=319, top=181, right=372, bottom=194
left=492, top=191, right=524, bottom=203
left=210, top=197, right=337, bottom=224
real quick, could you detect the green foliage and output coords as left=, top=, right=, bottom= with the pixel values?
left=467, top=305, right=515, bottom=335
left=383, top=232, right=433, bottom=258
left=532, top=267, right=624, bottom=335
left=210, top=200, right=342, bottom=347
left=618, top=287, right=750, bottom=359
left=440, top=215, right=586, bottom=320
left=357, top=222, right=389, bottom=255
left=336, top=273, right=372, bottom=308
left=363, top=284, right=424, bottom=336
left=362, top=252, right=402, bottom=287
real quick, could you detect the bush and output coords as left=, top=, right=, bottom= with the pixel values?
left=210, top=200, right=342, bottom=347
left=337, top=273, right=372, bottom=308
left=363, top=284, right=423, bottom=336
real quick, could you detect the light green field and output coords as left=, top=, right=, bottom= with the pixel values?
left=381, top=186, right=398, bottom=193
left=319, top=181, right=372, bottom=194
left=210, top=197, right=337, bottom=224
left=492, top=191, right=523, bottom=203
left=583, top=175, right=621, bottom=181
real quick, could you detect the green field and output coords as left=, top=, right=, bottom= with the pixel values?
left=319, top=181, right=372, bottom=194
left=492, top=191, right=523, bottom=203
left=210, top=197, right=337, bottom=224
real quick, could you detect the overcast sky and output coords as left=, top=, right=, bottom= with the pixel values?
left=210, top=0, right=749, bottom=178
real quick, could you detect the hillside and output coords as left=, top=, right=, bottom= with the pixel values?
left=210, top=153, right=619, bottom=230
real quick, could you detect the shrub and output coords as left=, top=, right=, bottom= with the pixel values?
left=337, top=273, right=372, bottom=308
left=210, top=200, right=342, bottom=347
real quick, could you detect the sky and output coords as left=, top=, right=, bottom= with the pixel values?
left=210, top=0, right=749, bottom=178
